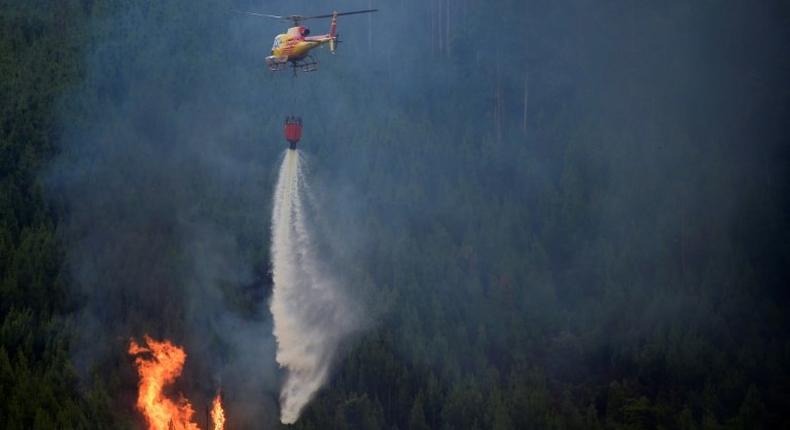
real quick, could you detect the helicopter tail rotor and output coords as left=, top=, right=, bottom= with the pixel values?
left=329, top=34, right=343, bottom=54
left=329, top=12, right=338, bottom=53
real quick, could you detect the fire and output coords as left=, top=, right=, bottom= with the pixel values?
left=128, top=335, right=200, bottom=430
left=211, top=393, right=226, bottom=430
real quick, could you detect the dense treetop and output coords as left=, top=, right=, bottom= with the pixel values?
left=1, top=1, right=788, bottom=429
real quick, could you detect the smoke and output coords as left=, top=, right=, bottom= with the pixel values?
left=270, top=149, right=358, bottom=424
left=39, top=1, right=379, bottom=426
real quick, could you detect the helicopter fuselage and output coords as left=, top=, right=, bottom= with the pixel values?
left=265, top=17, right=337, bottom=72
left=272, top=27, right=327, bottom=59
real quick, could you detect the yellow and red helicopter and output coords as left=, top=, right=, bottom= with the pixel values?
left=238, top=9, right=378, bottom=74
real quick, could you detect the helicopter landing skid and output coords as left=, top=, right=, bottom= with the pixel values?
left=266, top=59, right=288, bottom=72
left=290, top=55, right=318, bottom=75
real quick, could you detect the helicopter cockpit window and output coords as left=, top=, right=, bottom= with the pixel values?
left=272, top=35, right=283, bottom=50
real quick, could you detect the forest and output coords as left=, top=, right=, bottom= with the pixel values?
left=1, top=0, right=789, bottom=429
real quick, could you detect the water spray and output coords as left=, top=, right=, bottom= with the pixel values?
left=269, top=118, right=356, bottom=424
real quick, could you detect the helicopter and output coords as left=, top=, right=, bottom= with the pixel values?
left=237, top=9, right=378, bottom=74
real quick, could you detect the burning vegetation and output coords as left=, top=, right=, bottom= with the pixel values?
left=129, top=336, right=225, bottom=430
left=211, top=393, right=226, bottom=430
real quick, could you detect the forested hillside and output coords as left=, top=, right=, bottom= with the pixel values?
left=1, top=1, right=789, bottom=429
left=0, top=1, right=119, bottom=427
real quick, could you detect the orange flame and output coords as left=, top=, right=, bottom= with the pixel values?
left=128, top=335, right=200, bottom=430
left=211, top=393, right=226, bottom=430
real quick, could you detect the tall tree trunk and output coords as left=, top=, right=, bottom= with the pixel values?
left=428, top=0, right=436, bottom=54
left=445, top=0, right=451, bottom=57
left=523, top=72, right=529, bottom=132
left=368, top=0, right=373, bottom=54
left=495, top=53, right=503, bottom=143
left=438, top=0, right=443, bottom=54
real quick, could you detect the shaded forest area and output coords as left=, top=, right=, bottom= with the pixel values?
left=2, top=0, right=789, bottom=429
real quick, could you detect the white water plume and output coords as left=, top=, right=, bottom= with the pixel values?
left=269, top=149, right=357, bottom=424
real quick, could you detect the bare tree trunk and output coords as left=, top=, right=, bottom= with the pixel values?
left=523, top=72, right=529, bottom=132
left=680, top=206, right=687, bottom=279
left=428, top=0, right=436, bottom=54
left=445, top=0, right=451, bottom=57
left=438, top=0, right=444, bottom=54
left=496, top=84, right=503, bottom=143
left=495, top=53, right=503, bottom=143
left=368, top=0, right=373, bottom=54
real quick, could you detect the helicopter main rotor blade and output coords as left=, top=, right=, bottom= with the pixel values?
left=301, top=9, right=379, bottom=20
left=232, top=10, right=288, bottom=20
left=234, top=9, right=377, bottom=26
